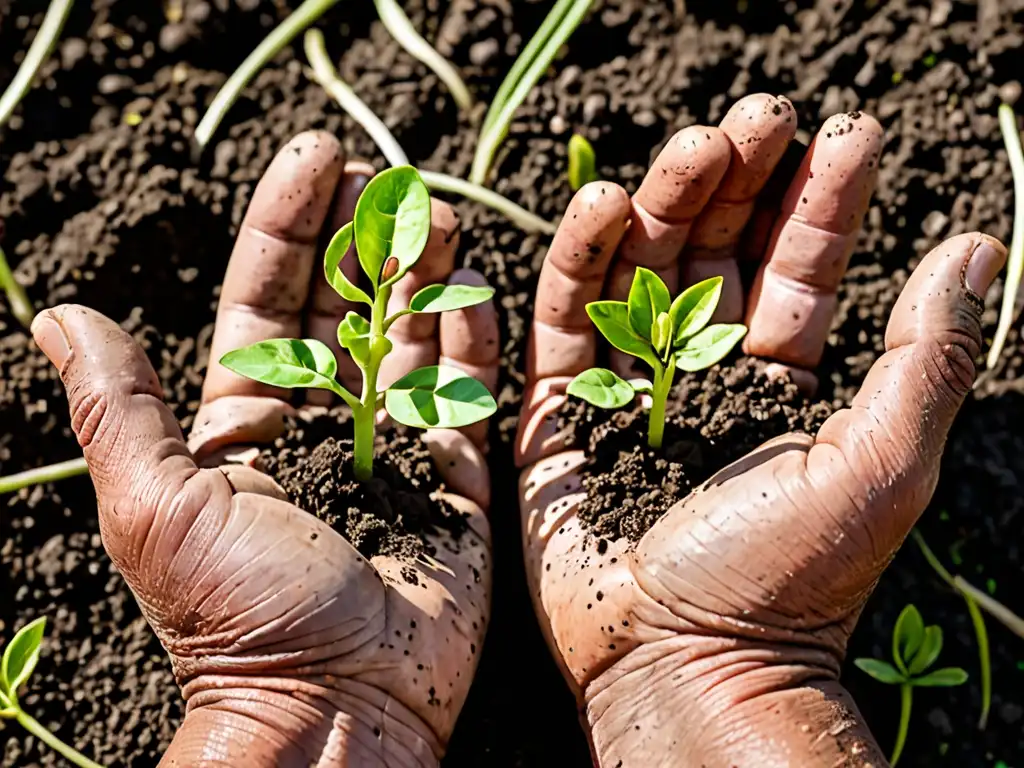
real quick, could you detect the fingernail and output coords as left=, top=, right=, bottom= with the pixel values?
left=30, top=312, right=72, bottom=368
left=965, top=237, right=1008, bottom=296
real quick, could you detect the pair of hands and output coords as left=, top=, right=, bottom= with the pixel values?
left=31, top=94, right=1005, bottom=767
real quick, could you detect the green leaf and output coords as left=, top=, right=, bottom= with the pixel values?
left=337, top=312, right=372, bottom=368
left=894, top=604, right=926, bottom=668
left=354, top=166, right=432, bottom=288
left=385, top=365, right=496, bottom=429
left=908, top=625, right=943, bottom=676
left=568, top=134, right=598, bottom=190
left=854, top=658, right=905, bottom=685
left=912, top=667, right=968, bottom=687
left=586, top=301, right=657, bottom=367
left=324, top=222, right=373, bottom=306
left=627, top=268, right=671, bottom=340
left=2, top=617, right=46, bottom=698
left=629, top=378, right=653, bottom=395
left=567, top=368, right=635, bottom=409
left=651, top=312, right=672, bottom=356
left=220, top=339, right=340, bottom=392
left=410, top=284, right=495, bottom=313
left=670, top=276, right=723, bottom=344
left=674, top=324, right=747, bottom=372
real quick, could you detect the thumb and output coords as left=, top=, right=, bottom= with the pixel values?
left=818, top=233, right=1006, bottom=543
left=32, top=305, right=196, bottom=562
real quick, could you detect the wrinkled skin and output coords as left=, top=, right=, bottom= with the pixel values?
left=33, top=132, right=499, bottom=767
left=516, top=94, right=1007, bottom=767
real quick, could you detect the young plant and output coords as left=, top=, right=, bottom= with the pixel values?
left=987, top=103, right=1023, bottom=370
left=854, top=604, right=968, bottom=766
left=219, top=166, right=497, bottom=481
left=567, top=134, right=598, bottom=190
left=1, top=618, right=105, bottom=768
left=567, top=269, right=746, bottom=449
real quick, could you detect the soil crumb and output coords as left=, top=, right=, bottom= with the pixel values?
left=561, top=358, right=833, bottom=543
left=258, top=407, right=467, bottom=561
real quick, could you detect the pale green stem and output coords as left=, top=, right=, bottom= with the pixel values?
left=304, top=29, right=556, bottom=235
left=351, top=283, right=393, bottom=482
left=964, top=595, right=992, bottom=730
left=890, top=684, right=912, bottom=766
left=0, top=456, right=88, bottom=495
left=0, top=245, right=35, bottom=329
left=15, top=710, right=105, bottom=768
left=372, top=0, right=472, bottom=110
left=0, top=0, right=76, bottom=129
left=988, top=104, right=1024, bottom=369
left=469, top=0, right=594, bottom=185
left=194, top=0, right=340, bottom=151
left=647, top=358, right=675, bottom=450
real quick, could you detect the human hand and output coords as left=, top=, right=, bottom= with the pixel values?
left=516, top=93, right=1006, bottom=766
left=32, top=131, right=497, bottom=767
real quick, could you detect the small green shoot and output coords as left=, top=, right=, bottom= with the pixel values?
left=303, top=29, right=556, bottom=235
left=0, top=0, right=76, bottom=130
left=566, top=269, right=746, bottom=449
left=855, top=604, right=967, bottom=766
left=567, top=134, right=598, bottom=190
left=987, top=104, right=1024, bottom=370
left=470, top=0, right=595, bottom=185
left=0, top=245, right=34, bottom=329
left=220, top=166, right=497, bottom=481
left=1, top=618, right=105, bottom=768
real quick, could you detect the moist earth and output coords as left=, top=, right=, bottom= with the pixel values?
left=1, top=1, right=1022, bottom=767
left=258, top=407, right=467, bottom=562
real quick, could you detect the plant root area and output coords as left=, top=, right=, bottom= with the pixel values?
left=1, top=1, right=1022, bottom=766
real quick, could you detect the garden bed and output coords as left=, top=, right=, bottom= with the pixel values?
left=1, top=0, right=1022, bottom=765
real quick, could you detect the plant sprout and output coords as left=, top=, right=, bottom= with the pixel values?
left=854, top=604, right=967, bottom=766
left=0, top=244, right=34, bottom=330
left=1, top=618, right=105, bottom=768
left=0, top=0, right=76, bottom=130
left=304, top=28, right=557, bottom=235
left=567, top=269, right=746, bottom=449
left=567, top=134, right=598, bottom=190
left=987, top=103, right=1024, bottom=370
left=220, top=165, right=497, bottom=481
left=194, top=0, right=472, bottom=151
left=470, top=0, right=594, bottom=185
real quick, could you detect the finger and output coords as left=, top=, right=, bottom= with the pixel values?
left=31, top=305, right=196, bottom=563
left=744, top=112, right=884, bottom=368
left=425, top=430, right=490, bottom=510
left=815, top=233, right=1005, bottom=552
left=307, top=161, right=375, bottom=405
left=683, top=95, right=798, bottom=322
left=187, top=395, right=294, bottom=464
left=203, top=131, right=346, bottom=403
left=608, top=126, right=732, bottom=303
left=378, top=200, right=461, bottom=390
left=528, top=182, right=631, bottom=383
left=438, top=268, right=499, bottom=451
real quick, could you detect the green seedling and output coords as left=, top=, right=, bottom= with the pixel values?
left=470, top=0, right=595, bottom=185
left=567, top=269, right=746, bottom=449
left=987, top=104, right=1024, bottom=371
left=220, top=166, right=497, bottom=481
left=0, top=245, right=34, bottom=330
left=567, top=134, right=598, bottom=190
left=1, top=618, right=105, bottom=768
left=855, top=604, right=968, bottom=766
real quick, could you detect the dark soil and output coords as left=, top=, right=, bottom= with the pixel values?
left=258, top=407, right=466, bottom=562
left=0, top=1, right=1022, bottom=767
left=563, top=357, right=832, bottom=543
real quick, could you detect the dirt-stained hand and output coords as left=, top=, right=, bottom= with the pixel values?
left=32, top=132, right=497, bottom=768
left=516, top=94, right=1006, bottom=767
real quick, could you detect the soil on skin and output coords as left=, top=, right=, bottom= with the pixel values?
left=258, top=407, right=466, bottom=562
left=0, top=1, right=1022, bottom=767
left=563, top=358, right=832, bottom=544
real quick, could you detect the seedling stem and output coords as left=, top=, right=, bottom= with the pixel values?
left=0, top=246, right=35, bottom=329
left=892, top=683, right=912, bottom=766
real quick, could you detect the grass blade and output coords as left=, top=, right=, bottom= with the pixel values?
left=470, top=0, right=594, bottom=185
left=0, top=0, right=76, bottom=129
left=0, top=246, right=35, bottom=329
left=194, top=0, right=339, bottom=151
left=0, top=456, right=88, bottom=495
left=373, top=0, right=472, bottom=110
left=963, top=595, right=992, bottom=729
left=987, top=103, right=1024, bottom=369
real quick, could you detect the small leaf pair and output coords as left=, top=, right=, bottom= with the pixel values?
left=854, top=604, right=967, bottom=765
left=220, top=166, right=497, bottom=481
left=567, top=267, right=747, bottom=449
left=0, top=616, right=45, bottom=715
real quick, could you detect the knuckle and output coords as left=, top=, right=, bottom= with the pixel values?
left=925, top=336, right=976, bottom=398
left=70, top=388, right=110, bottom=448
